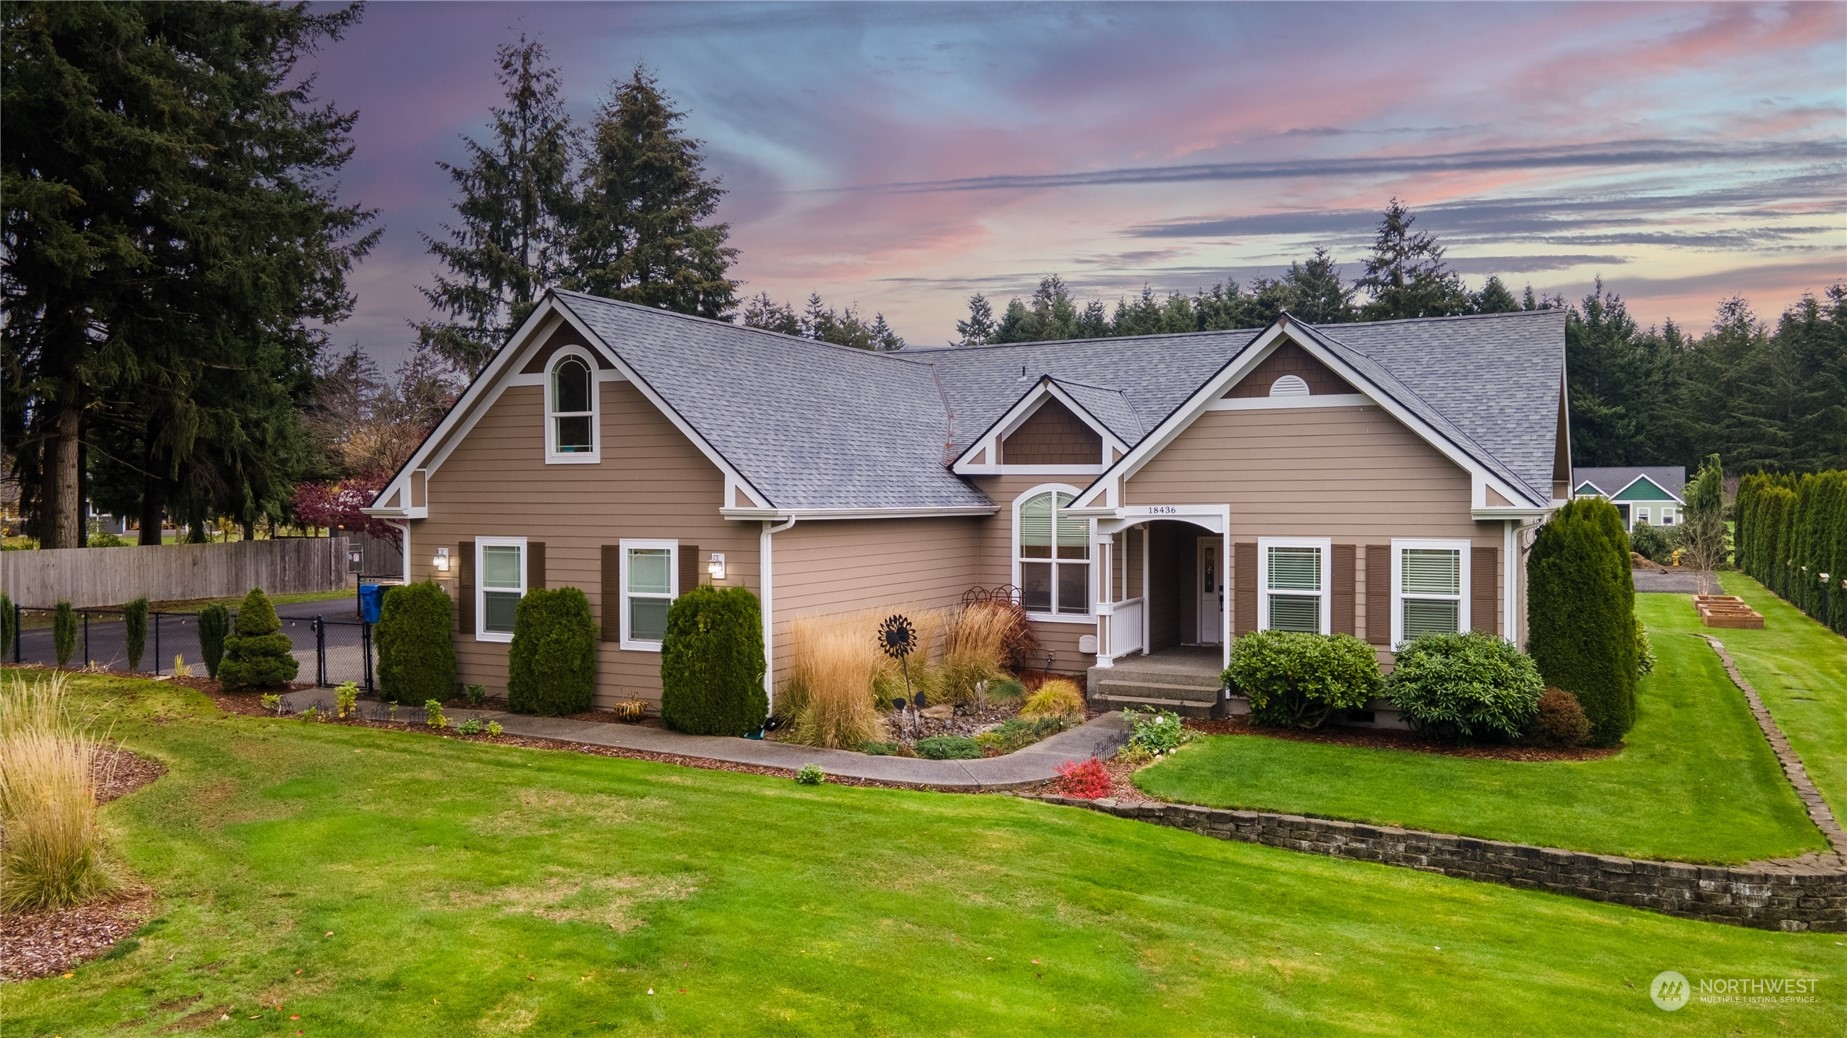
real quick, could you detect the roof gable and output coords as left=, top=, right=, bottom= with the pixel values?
left=1223, top=339, right=1358, bottom=398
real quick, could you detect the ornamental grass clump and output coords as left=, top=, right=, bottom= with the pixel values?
left=1224, top=630, right=1380, bottom=729
left=217, top=588, right=299, bottom=689
left=782, top=613, right=886, bottom=749
left=1384, top=631, right=1544, bottom=745
left=1021, top=678, right=1086, bottom=719
left=0, top=673, right=120, bottom=911
left=938, top=603, right=1012, bottom=702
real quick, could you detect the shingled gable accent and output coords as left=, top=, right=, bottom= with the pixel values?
left=951, top=376, right=1130, bottom=475
left=1221, top=339, right=1359, bottom=398
left=1068, top=314, right=1547, bottom=513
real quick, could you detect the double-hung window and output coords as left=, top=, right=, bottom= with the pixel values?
left=1257, top=537, right=1330, bottom=633
left=1658, top=506, right=1677, bottom=526
left=1392, top=539, right=1470, bottom=646
left=1016, top=489, right=1091, bottom=617
left=619, top=539, right=677, bottom=650
left=1635, top=506, right=1652, bottom=526
left=547, top=352, right=598, bottom=461
left=476, top=537, right=526, bottom=642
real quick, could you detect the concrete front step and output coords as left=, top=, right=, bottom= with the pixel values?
left=1088, top=674, right=1227, bottom=718
left=1089, top=692, right=1223, bottom=718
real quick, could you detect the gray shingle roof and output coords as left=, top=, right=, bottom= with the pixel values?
left=1573, top=466, right=1687, bottom=500
left=547, top=291, right=1564, bottom=511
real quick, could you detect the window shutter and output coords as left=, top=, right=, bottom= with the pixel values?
left=1233, top=542, right=1257, bottom=636
left=600, top=545, right=621, bottom=643
left=1471, top=546, right=1498, bottom=635
left=457, top=541, right=474, bottom=635
left=528, top=542, right=546, bottom=589
left=1332, top=544, right=1356, bottom=635
left=678, top=544, right=699, bottom=596
left=1365, top=544, right=1391, bottom=645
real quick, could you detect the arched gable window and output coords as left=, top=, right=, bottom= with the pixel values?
left=547, top=351, right=598, bottom=461
left=1015, top=487, right=1091, bottom=617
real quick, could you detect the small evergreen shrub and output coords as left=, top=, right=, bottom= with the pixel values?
left=1384, top=631, right=1544, bottom=744
left=1635, top=616, right=1655, bottom=679
left=1021, top=678, right=1085, bottom=719
left=216, top=589, right=299, bottom=690
left=122, top=597, right=148, bottom=672
left=660, top=585, right=767, bottom=736
left=507, top=587, right=597, bottom=716
left=795, top=763, right=826, bottom=786
left=1224, top=630, right=1380, bottom=729
left=52, top=601, right=76, bottom=668
left=1527, top=497, right=1636, bottom=746
left=375, top=582, right=457, bottom=705
left=1526, top=688, right=1591, bottom=748
left=1628, top=521, right=1678, bottom=564
left=855, top=740, right=901, bottom=756
left=1, top=592, right=15, bottom=658
left=197, top=604, right=230, bottom=679
left=1054, top=757, right=1112, bottom=799
left=916, top=735, right=981, bottom=760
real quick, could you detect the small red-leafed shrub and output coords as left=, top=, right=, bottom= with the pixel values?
left=1055, top=756, right=1112, bottom=799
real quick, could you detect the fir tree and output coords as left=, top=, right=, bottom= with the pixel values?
left=1354, top=198, right=1468, bottom=320
left=954, top=294, right=997, bottom=347
left=1470, top=275, right=1521, bottom=314
left=1281, top=247, right=1356, bottom=322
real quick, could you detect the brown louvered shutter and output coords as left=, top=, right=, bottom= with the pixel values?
left=1233, top=542, right=1257, bottom=636
left=456, top=541, right=474, bottom=635
left=527, top=542, right=546, bottom=589
left=678, top=544, right=700, bottom=596
left=600, top=545, right=621, bottom=643
left=1365, top=544, right=1392, bottom=645
left=1472, top=546, right=1499, bottom=635
left=1331, top=544, right=1356, bottom=635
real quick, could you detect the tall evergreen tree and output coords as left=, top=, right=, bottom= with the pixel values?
left=569, top=67, right=737, bottom=319
left=954, top=293, right=997, bottom=347
left=416, top=34, right=576, bottom=376
left=740, top=292, right=802, bottom=336
left=1280, top=247, right=1356, bottom=322
left=1354, top=198, right=1468, bottom=320
left=2, top=1, right=377, bottom=547
left=1565, top=279, right=1663, bottom=466
left=1470, top=275, right=1521, bottom=314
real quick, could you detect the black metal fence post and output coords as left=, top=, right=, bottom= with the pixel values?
left=314, top=616, right=327, bottom=687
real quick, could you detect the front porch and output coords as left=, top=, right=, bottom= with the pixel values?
left=1086, top=645, right=1231, bottom=718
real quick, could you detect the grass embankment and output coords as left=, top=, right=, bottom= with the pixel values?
left=6, top=673, right=1839, bottom=1035
left=1134, top=594, right=1823, bottom=863
left=1717, top=573, right=1847, bottom=822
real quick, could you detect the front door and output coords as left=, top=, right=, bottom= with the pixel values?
left=1196, top=538, right=1223, bottom=645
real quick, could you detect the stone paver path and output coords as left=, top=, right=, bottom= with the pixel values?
left=278, top=688, right=1129, bottom=790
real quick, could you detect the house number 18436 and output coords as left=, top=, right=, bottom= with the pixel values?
left=1144, top=505, right=1179, bottom=515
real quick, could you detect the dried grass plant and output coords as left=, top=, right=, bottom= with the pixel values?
left=783, top=612, right=891, bottom=749
left=938, top=603, right=1013, bottom=702
left=0, top=672, right=120, bottom=911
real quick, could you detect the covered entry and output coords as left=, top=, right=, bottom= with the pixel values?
left=1092, top=507, right=1229, bottom=668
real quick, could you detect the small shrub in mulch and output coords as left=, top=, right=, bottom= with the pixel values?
left=1054, top=757, right=1112, bottom=799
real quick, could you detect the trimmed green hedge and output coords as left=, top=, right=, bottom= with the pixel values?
left=1526, top=498, right=1635, bottom=746
left=218, top=588, right=299, bottom=689
left=198, top=604, right=230, bottom=679
left=375, top=582, right=457, bottom=704
left=1385, top=631, right=1543, bottom=744
left=661, top=584, right=767, bottom=736
left=53, top=601, right=76, bottom=668
left=1223, top=630, right=1380, bottom=729
left=507, top=587, right=597, bottom=716
left=0, top=592, right=14, bottom=660
left=123, top=596, right=148, bottom=672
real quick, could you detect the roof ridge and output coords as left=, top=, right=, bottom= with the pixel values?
left=550, top=288, right=934, bottom=368
left=899, top=326, right=1263, bottom=353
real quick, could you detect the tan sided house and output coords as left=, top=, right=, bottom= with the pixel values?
left=365, top=290, right=1570, bottom=723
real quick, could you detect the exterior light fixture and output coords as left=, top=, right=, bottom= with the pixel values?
left=1821, top=572, right=1831, bottom=586
left=707, top=552, right=726, bottom=582
left=433, top=546, right=451, bottom=573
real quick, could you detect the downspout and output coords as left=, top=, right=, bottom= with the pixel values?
left=760, top=515, right=798, bottom=712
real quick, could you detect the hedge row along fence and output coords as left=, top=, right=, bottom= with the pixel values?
left=1734, top=470, right=1847, bottom=634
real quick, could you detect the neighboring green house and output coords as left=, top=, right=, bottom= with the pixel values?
left=1571, top=466, right=1686, bottom=531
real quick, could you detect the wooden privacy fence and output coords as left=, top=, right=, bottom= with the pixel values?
left=0, top=537, right=344, bottom=608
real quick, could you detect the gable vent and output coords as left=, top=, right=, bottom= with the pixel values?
left=1269, top=374, right=1310, bottom=397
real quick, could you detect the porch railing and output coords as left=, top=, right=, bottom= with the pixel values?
left=1105, top=597, right=1145, bottom=659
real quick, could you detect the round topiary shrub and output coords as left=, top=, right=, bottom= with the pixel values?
left=375, top=582, right=457, bottom=704
left=1224, top=630, right=1380, bottom=729
left=1526, top=688, right=1591, bottom=748
left=1526, top=497, right=1636, bottom=746
left=507, top=587, right=597, bottom=716
left=661, top=585, right=767, bottom=736
left=217, top=588, right=300, bottom=690
left=1384, top=631, right=1544, bottom=744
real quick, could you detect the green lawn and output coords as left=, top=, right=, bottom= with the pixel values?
left=1134, top=594, right=1824, bottom=863
left=1717, top=573, right=1847, bottom=823
left=6, top=675, right=1839, bottom=1036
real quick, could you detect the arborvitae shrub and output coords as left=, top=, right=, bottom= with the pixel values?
left=123, top=597, right=148, bottom=672
left=1223, top=630, right=1380, bottom=729
left=660, top=584, right=767, bottom=736
left=217, top=588, right=299, bottom=690
left=1384, top=631, right=1544, bottom=744
left=1526, top=688, right=1591, bottom=748
left=197, top=605, right=230, bottom=679
left=0, top=592, right=14, bottom=658
left=507, top=587, right=597, bottom=716
left=375, top=582, right=457, bottom=704
left=52, top=601, right=76, bottom=668
left=1526, top=498, right=1635, bottom=746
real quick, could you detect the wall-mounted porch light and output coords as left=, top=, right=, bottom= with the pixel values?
left=433, top=546, right=451, bottom=573
left=707, top=552, right=727, bottom=582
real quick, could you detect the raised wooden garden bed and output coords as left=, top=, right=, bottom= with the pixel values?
left=1697, top=595, right=1764, bottom=629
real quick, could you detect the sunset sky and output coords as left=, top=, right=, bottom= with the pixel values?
left=302, top=1, right=1847, bottom=360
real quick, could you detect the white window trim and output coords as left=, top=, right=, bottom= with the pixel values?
left=1659, top=506, right=1677, bottom=526
left=1635, top=506, right=1652, bottom=525
left=1390, top=538, right=1471, bottom=649
left=1011, top=483, right=1094, bottom=623
left=475, top=536, right=527, bottom=643
left=618, top=538, right=678, bottom=652
left=545, top=345, right=601, bottom=464
left=1256, top=537, right=1332, bottom=634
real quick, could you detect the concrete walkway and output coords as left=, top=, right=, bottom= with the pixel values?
left=278, top=688, right=1131, bottom=790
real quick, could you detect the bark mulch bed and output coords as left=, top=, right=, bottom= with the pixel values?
left=1184, top=715, right=1618, bottom=762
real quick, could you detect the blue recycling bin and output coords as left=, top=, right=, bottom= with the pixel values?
left=359, top=583, right=387, bottom=625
